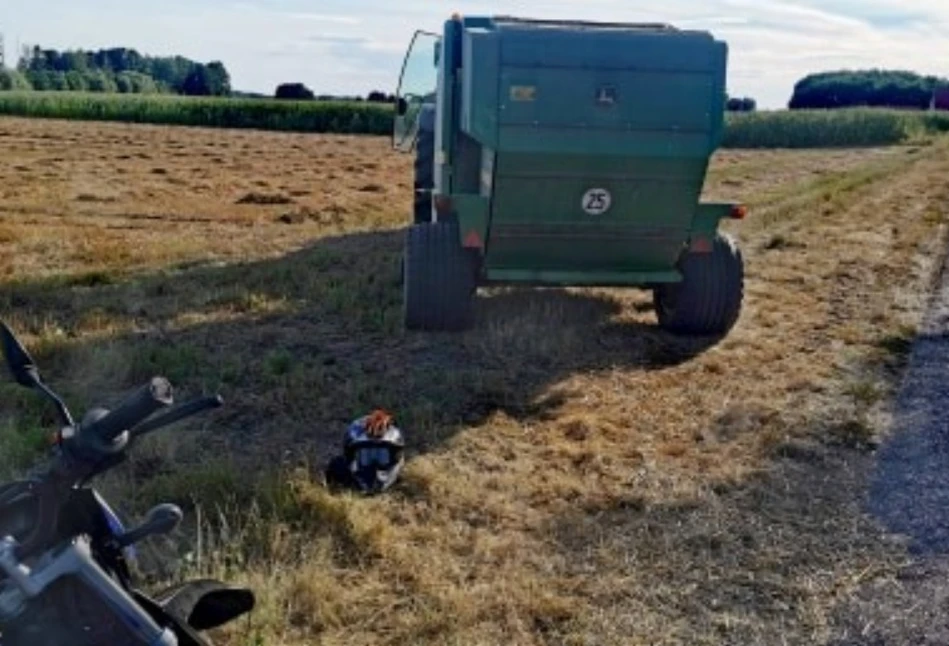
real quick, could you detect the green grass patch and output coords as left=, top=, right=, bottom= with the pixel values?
left=0, top=415, right=53, bottom=477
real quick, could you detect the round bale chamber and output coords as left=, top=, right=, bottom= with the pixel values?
left=449, top=17, right=729, bottom=287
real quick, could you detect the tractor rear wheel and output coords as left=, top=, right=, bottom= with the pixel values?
left=403, top=220, right=475, bottom=331
left=654, top=234, right=744, bottom=336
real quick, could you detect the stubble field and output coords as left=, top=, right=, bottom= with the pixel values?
left=1, top=116, right=948, bottom=645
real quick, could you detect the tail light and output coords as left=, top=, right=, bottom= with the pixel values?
left=463, top=230, right=483, bottom=249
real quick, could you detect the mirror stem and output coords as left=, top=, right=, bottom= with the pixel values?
left=36, top=381, right=74, bottom=428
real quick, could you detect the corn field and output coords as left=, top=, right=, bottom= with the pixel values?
left=1, top=93, right=948, bottom=148
left=0, top=92, right=393, bottom=134
left=724, top=108, right=949, bottom=148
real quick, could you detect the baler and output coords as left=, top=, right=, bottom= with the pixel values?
left=393, top=15, right=746, bottom=334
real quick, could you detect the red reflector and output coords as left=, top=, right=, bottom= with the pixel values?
left=730, top=205, right=748, bottom=220
left=463, top=230, right=483, bottom=249
left=690, top=237, right=713, bottom=253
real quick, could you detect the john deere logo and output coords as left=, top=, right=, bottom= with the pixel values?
left=596, top=85, right=617, bottom=106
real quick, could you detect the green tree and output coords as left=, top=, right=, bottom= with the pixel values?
left=180, top=63, right=230, bottom=96
left=62, top=51, right=89, bottom=73
left=205, top=61, right=231, bottom=96
left=26, top=70, right=53, bottom=91
left=49, top=71, right=69, bottom=91
left=65, top=71, right=88, bottom=91
left=936, top=84, right=949, bottom=111
left=12, top=44, right=233, bottom=96
left=115, top=71, right=158, bottom=94
left=726, top=96, right=757, bottom=112
left=115, top=72, right=133, bottom=93
left=0, top=69, right=31, bottom=91
left=85, top=70, right=117, bottom=93
left=131, top=72, right=158, bottom=94
left=181, top=66, right=211, bottom=96
left=275, top=82, right=315, bottom=100
left=790, top=70, right=944, bottom=110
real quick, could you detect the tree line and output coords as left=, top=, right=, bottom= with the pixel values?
left=273, top=83, right=394, bottom=102
left=1, top=46, right=231, bottom=96
left=5, top=48, right=945, bottom=113
left=790, top=70, right=949, bottom=110
left=725, top=95, right=757, bottom=112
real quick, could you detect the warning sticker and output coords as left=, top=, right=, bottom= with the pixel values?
left=510, top=85, right=537, bottom=102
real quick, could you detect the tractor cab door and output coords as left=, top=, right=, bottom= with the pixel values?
left=393, top=30, right=441, bottom=152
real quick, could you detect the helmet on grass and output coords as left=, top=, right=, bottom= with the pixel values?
left=339, top=409, right=405, bottom=495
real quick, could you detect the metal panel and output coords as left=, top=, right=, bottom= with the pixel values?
left=497, top=26, right=717, bottom=72
left=461, top=29, right=500, bottom=148
left=498, top=68, right=716, bottom=132
left=485, top=153, right=705, bottom=271
left=485, top=268, right=683, bottom=287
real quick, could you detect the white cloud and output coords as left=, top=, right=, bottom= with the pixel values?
left=0, top=0, right=947, bottom=107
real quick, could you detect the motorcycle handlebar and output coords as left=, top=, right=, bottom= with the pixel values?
left=130, top=395, right=223, bottom=439
left=80, top=377, right=174, bottom=446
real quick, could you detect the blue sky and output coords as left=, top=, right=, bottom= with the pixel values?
left=1, top=0, right=947, bottom=108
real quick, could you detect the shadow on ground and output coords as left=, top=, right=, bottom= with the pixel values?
left=0, top=226, right=722, bottom=479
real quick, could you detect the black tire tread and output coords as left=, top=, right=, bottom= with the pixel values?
left=404, top=221, right=474, bottom=331
left=654, top=234, right=744, bottom=335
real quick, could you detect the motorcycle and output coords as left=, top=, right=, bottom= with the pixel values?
left=0, top=321, right=254, bottom=645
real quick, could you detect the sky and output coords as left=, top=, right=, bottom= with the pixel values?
left=0, top=0, right=948, bottom=108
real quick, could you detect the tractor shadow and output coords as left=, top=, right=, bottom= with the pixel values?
left=0, top=227, right=726, bottom=475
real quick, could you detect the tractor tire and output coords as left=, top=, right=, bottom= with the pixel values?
left=654, top=234, right=744, bottom=336
left=413, top=122, right=435, bottom=224
left=403, top=221, right=475, bottom=331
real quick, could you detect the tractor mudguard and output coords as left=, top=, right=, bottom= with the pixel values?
left=689, top=203, right=747, bottom=253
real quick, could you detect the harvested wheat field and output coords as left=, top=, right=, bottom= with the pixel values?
left=2, top=116, right=949, bottom=646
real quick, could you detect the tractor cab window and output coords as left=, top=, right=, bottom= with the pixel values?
left=393, top=30, right=440, bottom=152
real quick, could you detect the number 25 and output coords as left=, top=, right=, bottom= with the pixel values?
left=586, top=192, right=607, bottom=210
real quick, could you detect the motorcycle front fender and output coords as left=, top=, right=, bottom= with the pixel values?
left=155, top=579, right=256, bottom=632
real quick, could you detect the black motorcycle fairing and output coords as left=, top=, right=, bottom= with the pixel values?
left=156, top=579, right=256, bottom=632
left=59, top=488, right=134, bottom=586
left=0, top=487, right=140, bottom=646
left=0, top=482, right=36, bottom=543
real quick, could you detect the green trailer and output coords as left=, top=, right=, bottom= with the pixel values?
left=394, top=15, right=746, bottom=335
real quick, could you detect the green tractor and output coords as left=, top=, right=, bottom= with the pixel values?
left=393, top=15, right=746, bottom=335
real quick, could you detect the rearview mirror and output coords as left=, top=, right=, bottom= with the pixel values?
left=396, top=97, right=408, bottom=116
left=0, top=322, right=41, bottom=388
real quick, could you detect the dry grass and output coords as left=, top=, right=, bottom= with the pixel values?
left=1, top=116, right=948, bottom=645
